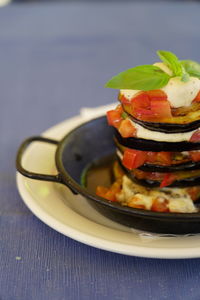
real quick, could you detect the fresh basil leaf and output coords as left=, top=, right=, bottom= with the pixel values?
left=181, top=60, right=200, bottom=79
left=157, top=50, right=183, bottom=77
left=105, top=65, right=170, bottom=91
left=181, top=65, right=190, bottom=82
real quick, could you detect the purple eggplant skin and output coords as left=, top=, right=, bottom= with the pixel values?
left=114, top=129, right=200, bottom=152
left=139, top=161, right=200, bottom=172
left=123, top=106, right=200, bottom=133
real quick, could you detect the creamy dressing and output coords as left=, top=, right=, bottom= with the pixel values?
left=120, top=62, right=200, bottom=108
left=130, top=118, right=197, bottom=142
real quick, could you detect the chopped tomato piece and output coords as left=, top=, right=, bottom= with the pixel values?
left=106, top=110, right=122, bottom=129
left=146, top=151, right=157, bottom=163
left=150, top=100, right=172, bottom=118
left=190, top=130, right=200, bottom=142
left=96, top=180, right=121, bottom=202
left=118, top=119, right=136, bottom=138
left=122, top=149, right=147, bottom=170
left=193, top=91, right=200, bottom=102
left=131, top=92, right=150, bottom=111
left=189, top=151, right=200, bottom=162
left=156, top=152, right=172, bottom=165
left=146, top=90, right=167, bottom=101
left=134, top=108, right=155, bottom=118
left=151, top=198, right=169, bottom=212
left=160, top=173, right=177, bottom=188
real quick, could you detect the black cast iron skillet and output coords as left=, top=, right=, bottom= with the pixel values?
left=16, top=116, right=200, bottom=234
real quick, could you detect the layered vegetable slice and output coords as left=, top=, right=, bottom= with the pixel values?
left=114, top=128, right=200, bottom=152
left=118, top=160, right=200, bottom=188
left=116, top=141, right=200, bottom=172
left=119, top=90, right=200, bottom=133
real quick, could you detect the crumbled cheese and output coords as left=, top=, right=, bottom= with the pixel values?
left=116, top=176, right=197, bottom=213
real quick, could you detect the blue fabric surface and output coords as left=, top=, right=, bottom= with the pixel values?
left=1, top=2, right=200, bottom=300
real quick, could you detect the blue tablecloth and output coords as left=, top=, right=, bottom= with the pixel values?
left=1, top=2, right=200, bottom=299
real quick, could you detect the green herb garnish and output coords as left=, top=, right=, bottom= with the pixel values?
left=105, top=50, right=200, bottom=90
left=181, top=60, right=200, bottom=79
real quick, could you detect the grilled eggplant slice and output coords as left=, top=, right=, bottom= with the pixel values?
left=125, top=110, right=200, bottom=133
left=115, top=129, right=200, bottom=152
left=119, top=161, right=200, bottom=188
left=116, top=146, right=200, bottom=172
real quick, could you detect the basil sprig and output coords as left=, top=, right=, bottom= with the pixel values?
left=105, top=50, right=200, bottom=90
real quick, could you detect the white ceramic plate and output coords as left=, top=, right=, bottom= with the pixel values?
left=16, top=113, right=200, bottom=259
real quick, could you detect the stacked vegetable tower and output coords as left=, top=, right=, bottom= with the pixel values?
left=96, top=51, right=200, bottom=213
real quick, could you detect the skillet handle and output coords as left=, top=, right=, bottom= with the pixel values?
left=16, top=136, right=62, bottom=184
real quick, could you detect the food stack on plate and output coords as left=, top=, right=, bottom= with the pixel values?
left=96, top=50, right=200, bottom=213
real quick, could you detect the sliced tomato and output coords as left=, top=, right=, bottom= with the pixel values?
left=150, top=99, right=172, bottom=118
left=146, top=89, right=167, bottom=101
left=106, top=109, right=122, bottom=129
left=131, top=92, right=150, bottom=111
left=193, top=91, right=200, bottom=102
left=118, top=119, right=136, bottom=138
left=156, top=152, right=172, bottom=165
left=160, top=173, right=177, bottom=188
left=134, top=108, right=155, bottom=118
left=146, top=151, right=158, bottom=163
left=151, top=198, right=169, bottom=212
left=122, top=149, right=147, bottom=170
left=189, top=151, right=200, bottom=162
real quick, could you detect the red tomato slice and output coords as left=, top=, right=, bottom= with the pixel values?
left=131, top=92, right=150, bottom=112
left=122, top=149, right=147, bottom=170
left=150, top=100, right=172, bottom=118
left=134, top=108, right=155, bottom=117
left=190, top=151, right=200, bottom=162
left=190, top=130, right=200, bottom=142
left=118, top=119, right=136, bottom=138
left=156, top=152, right=172, bottom=165
left=160, top=173, right=177, bottom=188
left=146, top=151, right=158, bottom=163
left=146, top=90, right=167, bottom=101
left=106, top=110, right=122, bottom=128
